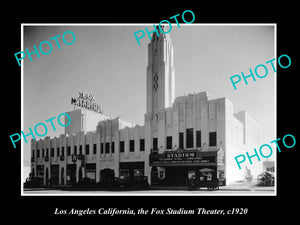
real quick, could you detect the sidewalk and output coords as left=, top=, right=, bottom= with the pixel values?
left=148, top=180, right=275, bottom=192
left=23, top=180, right=275, bottom=192
left=220, top=180, right=275, bottom=191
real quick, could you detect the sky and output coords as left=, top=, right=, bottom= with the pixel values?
left=22, top=24, right=275, bottom=167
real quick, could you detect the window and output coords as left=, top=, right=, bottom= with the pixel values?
left=61, top=147, right=65, bottom=156
left=85, top=144, right=90, bottom=155
left=196, top=130, right=201, bottom=147
left=46, top=148, right=49, bottom=157
left=153, top=138, right=158, bottom=150
left=111, top=142, right=115, bottom=153
left=101, top=143, right=104, bottom=154
left=209, top=132, right=217, bottom=146
left=105, top=143, right=110, bottom=153
left=42, top=149, right=44, bottom=158
left=186, top=128, right=193, bottom=148
left=32, top=150, right=35, bottom=158
left=134, top=169, right=144, bottom=177
left=219, top=171, right=225, bottom=179
left=129, top=140, right=135, bottom=152
left=140, top=139, right=145, bottom=151
left=57, top=148, right=60, bottom=157
left=74, top=146, right=77, bottom=155
left=159, top=171, right=164, bottom=179
left=67, top=146, right=71, bottom=156
left=179, top=132, right=184, bottom=149
left=166, top=136, right=172, bottom=149
left=120, top=141, right=125, bottom=153
left=119, top=169, right=130, bottom=181
left=37, top=149, right=40, bottom=158
left=51, top=148, right=54, bottom=157
left=93, top=144, right=97, bottom=154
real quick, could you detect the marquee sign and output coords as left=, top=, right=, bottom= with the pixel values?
left=71, top=91, right=103, bottom=114
left=149, top=149, right=218, bottom=167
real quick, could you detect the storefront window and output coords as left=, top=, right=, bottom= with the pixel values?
left=218, top=171, right=224, bottom=179
left=134, top=169, right=144, bottom=177
left=86, top=171, right=96, bottom=180
left=207, top=173, right=212, bottom=181
left=188, top=170, right=196, bottom=179
left=159, top=171, right=164, bottom=179
left=36, top=165, right=44, bottom=179
left=67, top=170, right=71, bottom=184
left=119, top=169, right=130, bottom=181
left=199, top=170, right=213, bottom=182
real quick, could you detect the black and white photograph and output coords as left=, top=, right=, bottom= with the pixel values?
left=21, top=24, right=276, bottom=195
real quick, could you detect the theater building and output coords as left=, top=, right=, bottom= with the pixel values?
left=30, top=28, right=262, bottom=187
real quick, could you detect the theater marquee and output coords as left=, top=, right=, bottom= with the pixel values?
left=71, top=91, right=103, bottom=114
left=149, top=148, right=223, bottom=167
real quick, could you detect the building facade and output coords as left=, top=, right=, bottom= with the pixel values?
left=30, top=29, right=262, bottom=187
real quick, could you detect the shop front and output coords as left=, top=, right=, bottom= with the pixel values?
left=149, top=148, right=225, bottom=186
left=36, top=165, right=44, bottom=185
left=118, top=161, right=148, bottom=188
left=66, top=164, right=76, bottom=185
left=119, top=161, right=145, bottom=181
left=50, top=165, right=59, bottom=185
left=85, top=163, right=96, bottom=183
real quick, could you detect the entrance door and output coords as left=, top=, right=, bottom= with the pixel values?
left=67, top=164, right=76, bottom=185
left=100, top=169, right=115, bottom=183
left=165, top=167, right=188, bottom=186
left=61, top=167, right=64, bottom=185
left=151, top=167, right=159, bottom=185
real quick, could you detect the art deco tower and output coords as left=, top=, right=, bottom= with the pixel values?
left=146, top=27, right=175, bottom=114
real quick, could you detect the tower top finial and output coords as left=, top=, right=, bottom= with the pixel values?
left=151, top=25, right=172, bottom=43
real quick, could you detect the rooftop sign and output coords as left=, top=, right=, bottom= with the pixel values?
left=71, top=91, right=103, bottom=114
